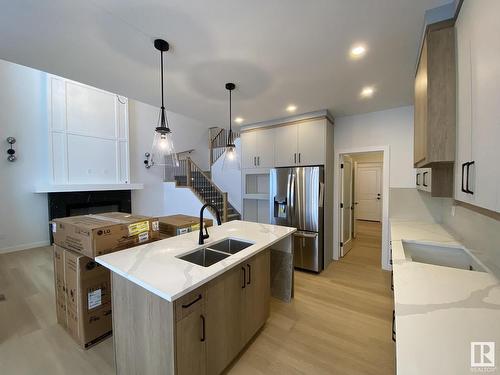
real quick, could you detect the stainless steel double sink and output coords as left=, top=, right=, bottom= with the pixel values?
left=177, top=238, right=254, bottom=267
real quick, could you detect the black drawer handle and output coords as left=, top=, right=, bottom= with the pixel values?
left=422, top=171, right=428, bottom=187
left=247, top=264, right=251, bottom=285
left=200, top=314, right=206, bottom=342
left=182, top=294, right=202, bottom=309
left=241, top=267, right=246, bottom=289
left=461, top=162, right=467, bottom=193
left=465, top=161, right=474, bottom=194
left=392, top=310, right=396, bottom=342
left=416, top=173, right=420, bottom=186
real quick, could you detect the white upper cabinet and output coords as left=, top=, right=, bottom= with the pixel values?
left=274, top=119, right=327, bottom=167
left=297, top=119, right=326, bottom=166
left=48, top=75, right=130, bottom=185
left=455, top=0, right=500, bottom=212
left=241, top=128, right=275, bottom=169
left=274, top=124, right=298, bottom=167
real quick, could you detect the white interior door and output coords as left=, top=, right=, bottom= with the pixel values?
left=340, top=156, right=353, bottom=256
left=355, top=163, right=382, bottom=222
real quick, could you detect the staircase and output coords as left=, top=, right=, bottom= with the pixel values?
left=209, top=127, right=240, bottom=168
left=167, top=156, right=241, bottom=222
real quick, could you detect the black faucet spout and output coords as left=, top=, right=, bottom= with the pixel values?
left=199, top=203, right=222, bottom=245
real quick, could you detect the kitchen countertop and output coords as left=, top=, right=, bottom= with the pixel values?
left=96, top=220, right=296, bottom=302
left=391, top=220, right=500, bottom=375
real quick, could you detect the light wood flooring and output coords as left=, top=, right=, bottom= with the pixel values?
left=0, top=220, right=393, bottom=374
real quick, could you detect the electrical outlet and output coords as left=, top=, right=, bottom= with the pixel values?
left=451, top=205, right=456, bottom=217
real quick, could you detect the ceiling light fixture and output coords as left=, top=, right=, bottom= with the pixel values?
left=235, top=117, right=244, bottom=124
left=222, top=83, right=240, bottom=170
left=286, top=105, right=297, bottom=113
left=150, top=39, right=179, bottom=168
left=360, top=86, right=375, bottom=98
left=350, top=44, right=367, bottom=59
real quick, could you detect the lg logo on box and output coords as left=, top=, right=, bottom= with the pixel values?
left=471, top=342, right=496, bottom=372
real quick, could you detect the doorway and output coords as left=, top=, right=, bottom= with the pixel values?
left=339, top=151, right=384, bottom=259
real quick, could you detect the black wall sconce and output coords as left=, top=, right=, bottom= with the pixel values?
left=144, top=152, right=153, bottom=169
left=6, top=137, right=16, bottom=162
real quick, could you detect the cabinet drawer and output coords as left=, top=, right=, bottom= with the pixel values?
left=175, top=288, right=206, bottom=321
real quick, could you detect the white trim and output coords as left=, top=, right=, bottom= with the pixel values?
left=0, top=241, right=51, bottom=254
left=34, top=183, right=144, bottom=193
left=241, top=109, right=334, bottom=131
left=334, top=145, right=391, bottom=270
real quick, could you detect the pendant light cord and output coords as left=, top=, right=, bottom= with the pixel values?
left=159, top=48, right=170, bottom=131
left=228, top=88, right=233, bottom=144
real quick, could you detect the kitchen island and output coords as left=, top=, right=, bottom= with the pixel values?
left=96, top=220, right=296, bottom=375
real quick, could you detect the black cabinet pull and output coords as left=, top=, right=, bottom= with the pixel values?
left=200, top=315, right=206, bottom=342
left=241, top=267, right=246, bottom=289
left=182, top=294, right=202, bottom=309
left=298, top=153, right=301, bottom=163
left=465, top=161, right=475, bottom=194
left=294, top=153, right=297, bottom=164
left=392, top=310, right=396, bottom=342
left=247, top=264, right=251, bottom=285
left=391, top=271, right=394, bottom=291
left=422, top=171, right=428, bottom=187
left=416, top=173, right=420, bottom=186
left=461, top=162, right=467, bottom=193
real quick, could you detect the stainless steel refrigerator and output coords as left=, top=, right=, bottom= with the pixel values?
left=270, top=166, right=324, bottom=272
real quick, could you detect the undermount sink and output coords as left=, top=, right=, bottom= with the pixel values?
left=177, top=238, right=254, bottom=267
left=178, top=248, right=230, bottom=267
left=402, top=241, right=486, bottom=272
left=207, top=238, right=254, bottom=254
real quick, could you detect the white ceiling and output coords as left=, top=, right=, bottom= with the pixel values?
left=0, top=0, right=450, bottom=127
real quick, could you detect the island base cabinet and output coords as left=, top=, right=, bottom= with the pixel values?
left=111, top=250, right=270, bottom=375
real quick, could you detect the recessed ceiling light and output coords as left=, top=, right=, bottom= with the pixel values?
left=350, top=44, right=367, bottom=59
left=235, top=117, right=244, bottom=124
left=360, top=86, right=375, bottom=98
left=286, top=105, right=297, bottom=113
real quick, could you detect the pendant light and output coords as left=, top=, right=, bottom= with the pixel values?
left=222, top=82, right=240, bottom=170
left=150, top=39, right=179, bottom=167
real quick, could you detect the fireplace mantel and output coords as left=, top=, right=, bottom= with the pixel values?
left=34, top=183, right=143, bottom=193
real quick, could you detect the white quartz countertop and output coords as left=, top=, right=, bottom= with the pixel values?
left=96, top=220, right=295, bottom=302
left=391, top=220, right=500, bottom=375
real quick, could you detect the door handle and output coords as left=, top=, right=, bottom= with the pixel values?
left=241, top=267, right=246, bottom=289
left=422, top=171, right=428, bottom=187
left=254, top=156, right=257, bottom=166
left=200, top=314, right=206, bottom=342
left=294, top=153, right=297, bottom=164
left=416, top=173, right=420, bottom=186
left=298, top=153, right=301, bottom=163
left=257, top=156, right=260, bottom=166
left=392, top=310, right=396, bottom=342
left=465, top=161, right=474, bottom=194
left=377, top=197, right=381, bottom=200
left=181, top=294, right=202, bottom=308
left=247, top=264, right=251, bottom=285
left=461, top=162, right=467, bottom=193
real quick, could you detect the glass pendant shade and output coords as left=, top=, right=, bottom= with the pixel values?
left=151, top=129, right=179, bottom=167
left=222, top=143, right=240, bottom=170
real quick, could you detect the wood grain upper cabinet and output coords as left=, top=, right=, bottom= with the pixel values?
left=454, top=0, right=500, bottom=212
left=275, top=119, right=326, bottom=167
left=413, top=23, right=456, bottom=168
left=241, top=129, right=275, bottom=169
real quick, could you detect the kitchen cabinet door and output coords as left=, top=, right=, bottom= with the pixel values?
left=297, top=119, right=326, bottom=165
left=455, top=3, right=474, bottom=204
left=205, top=266, right=245, bottom=375
left=175, top=303, right=206, bottom=375
left=255, top=128, right=275, bottom=168
left=468, top=0, right=500, bottom=212
left=274, top=124, right=298, bottom=167
left=414, top=37, right=428, bottom=166
left=243, top=250, right=270, bottom=342
left=240, top=131, right=257, bottom=169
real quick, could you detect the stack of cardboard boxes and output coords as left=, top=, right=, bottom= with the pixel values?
left=52, top=212, right=160, bottom=348
left=158, top=214, right=213, bottom=238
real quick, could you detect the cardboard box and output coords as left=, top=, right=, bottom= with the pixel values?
left=53, top=245, right=67, bottom=328
left=158, top=214, right=213, bottom=238
left=52, top=212, right=160, bottom=258
left=53, top=245, right=113, bottom=348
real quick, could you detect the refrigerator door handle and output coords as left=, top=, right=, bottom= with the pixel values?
left=290, top=172, right=296, bottom=226
left=293, top=231, right=318, bottom=238
left=319, top=182, right=325, bottom=208
left=286, top=172, right=293, bottom=226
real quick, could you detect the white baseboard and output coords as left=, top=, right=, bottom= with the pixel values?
left=0, top=240, right=51, bottom=254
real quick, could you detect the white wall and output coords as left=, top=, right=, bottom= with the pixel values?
left=129, top=100, right=211, bottom=216
left=163, top=183, right=215, bottom=221
left=0, top=59, right=50, bottom=253
left=334, top=106, right=415, bottom=188
left=210, top=138, right=242, bottom=213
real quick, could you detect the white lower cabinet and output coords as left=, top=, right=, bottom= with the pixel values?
left=455, top=0, right=500, bottom=212
left=416, top=168, right=432, bottom=193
